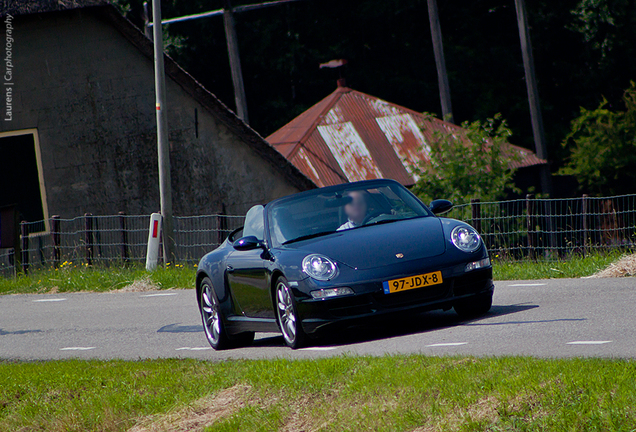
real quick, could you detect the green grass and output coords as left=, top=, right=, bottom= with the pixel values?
left=0, top=262, right=196, bottom=295
left=0, top=251, right=631, bottom=295
left=0, top=356, right=635, bottom=431
left=492, top=250, right=628, bottom=280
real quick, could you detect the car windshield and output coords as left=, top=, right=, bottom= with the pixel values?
left=267, top=181, right=431, bottom=246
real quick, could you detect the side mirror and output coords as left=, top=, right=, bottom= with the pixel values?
left=233, top=235, right=262, bottom=251
left=429, top=199, right=453, bottom=215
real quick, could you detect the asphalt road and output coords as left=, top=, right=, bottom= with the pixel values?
left=1, top=278, right=634, bottom=361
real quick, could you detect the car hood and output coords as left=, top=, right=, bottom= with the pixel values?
left=282, top=217, right=447, bottom=270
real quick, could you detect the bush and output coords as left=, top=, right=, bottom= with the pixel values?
left=559, top=82, right=636, bottom=196
left=411, top=114, right=521, bottom=205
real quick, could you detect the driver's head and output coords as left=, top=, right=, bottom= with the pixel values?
left=344, top=190, right=368, bottom=224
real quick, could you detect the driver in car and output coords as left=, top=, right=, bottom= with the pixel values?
left=337, top=190, right=369, bottom=231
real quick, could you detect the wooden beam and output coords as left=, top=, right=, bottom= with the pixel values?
left=427, top=0, right=453, bottom=123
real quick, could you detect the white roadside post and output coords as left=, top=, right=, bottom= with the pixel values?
left=146, top=213, right=163, bottom=271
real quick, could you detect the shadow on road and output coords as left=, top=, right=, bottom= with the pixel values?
left=157, top=323, right=203, bottom=333
left=249, top=303, right=545, bottom=349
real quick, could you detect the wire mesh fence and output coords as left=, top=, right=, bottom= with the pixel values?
left=1, top=193, right=635, bottom=278
left=0, top=213, right=244, bottom=278
left=446, top=194, right=636, bottom=260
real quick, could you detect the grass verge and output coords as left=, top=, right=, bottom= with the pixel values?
left=0, top=262, right=196, bottom=295
left=0, top=356, right=635, bottom=431
left=492, top=250, right=628, bottom=280
left=0, top=251, right=631, bottom=295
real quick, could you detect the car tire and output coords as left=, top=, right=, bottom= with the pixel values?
left=199, top=277, right=231, bottom=350
left=454, top=292, right=493, bottom=318
left=275, top=276, right=306, bottom=349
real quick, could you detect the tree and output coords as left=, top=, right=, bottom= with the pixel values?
left=411, top=114, right=521, bottom=205
left=110, top=0, right=636, bottom=183
left=559, top=82, right=636, bottom=196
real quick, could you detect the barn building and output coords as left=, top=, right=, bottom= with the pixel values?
left=0, top=0, right=314, bottom=231
left=267, top=80, right=546, bottom=192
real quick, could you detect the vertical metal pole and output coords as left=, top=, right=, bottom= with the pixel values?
left=84, top=213, right=94, bottom=266
left=152, top=0, right=176, bottom=265
left=427, top=0, right=453, bottom=123
left=119, top=211, right=129, bottom=263
left=526, top=194, right=535, bottom=260
left=582, top=194, right=589, bottom=255
left=12, top=210, right=21, bottom=274
left=514, top=0, right=552, bottom=196
left=143, top=2, right=153, bottom=40
left=223, top=0, right=249, bottom=123
left=51, top=215, right=61, bottom=267
left=21, top=221, right=29, bottom=274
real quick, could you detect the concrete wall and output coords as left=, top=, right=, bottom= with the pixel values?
left=0, top=8, right=302, bottom=218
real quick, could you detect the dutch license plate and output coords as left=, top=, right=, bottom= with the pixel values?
left=382, top=271, right=443, bottom=294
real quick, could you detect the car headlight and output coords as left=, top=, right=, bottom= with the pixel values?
left=451, top=226, right=481, bottom=253
left=302, top=254, right=339, bottom=281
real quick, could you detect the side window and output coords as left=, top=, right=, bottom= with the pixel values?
left=242, top=205, right=265, bottom=240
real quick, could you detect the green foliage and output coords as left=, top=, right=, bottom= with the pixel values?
left=411, top=114, right=521, bottom=206
left=560, top=82, right=636, bottom=195
left=569, top=0, right=633, bottom=62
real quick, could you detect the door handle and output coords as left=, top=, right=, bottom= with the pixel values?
left=226, top=265, right=235, bottom=273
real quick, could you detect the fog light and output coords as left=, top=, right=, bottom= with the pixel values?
left=465, top=257, right=491, bottom=272
left=310, top=287, right=354, bottom=299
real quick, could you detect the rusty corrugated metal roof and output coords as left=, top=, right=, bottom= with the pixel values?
left=267, top=83, right=547, bottom=187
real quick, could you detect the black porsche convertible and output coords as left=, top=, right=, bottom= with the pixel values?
left=196, top=179, right=493, bottom=349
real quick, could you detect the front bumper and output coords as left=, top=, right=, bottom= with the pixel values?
left=296, top=267, right=493, bottom=335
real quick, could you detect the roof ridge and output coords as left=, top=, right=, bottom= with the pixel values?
left=5, top=0, right=108, bottom=16
left=266, top=84, right=548, bottom=188
left=286, top=86, right=348, bottom=160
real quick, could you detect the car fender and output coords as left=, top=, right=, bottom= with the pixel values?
left=196, top=241, right=235, bottom=316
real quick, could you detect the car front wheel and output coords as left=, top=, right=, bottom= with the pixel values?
left=275, top=277, right=306, bottom=349
left=200, top=277, right=231, bottom=350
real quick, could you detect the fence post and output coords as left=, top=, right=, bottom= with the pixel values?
left=582, top=194, right=589, bottom=255
left=526, top=194, right=535, bottom=260
left=537, top=199, right=557, bottom=259
left=21, top=221, right=29, bottom=274
left=85, top=213, right=94, bottom=266
left=470, top=198, right=481, bottom=233
left=51, top=215, right=61, bottom=267
left=38, top=235, right=44, bottom=266
left=119, top=211, right=129, bottom=263
left=217, top=214, right=225, bottom=245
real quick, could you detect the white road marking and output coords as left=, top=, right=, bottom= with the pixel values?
left=426, top=342, right=468, bottom=347
left=33, top=298, right=67, bottom=302
left=175, top=347, right=213, bottom=351
left=140, top=293, right=178, bottom=297
left=60, top=347, right=96, bottom=351
left=507, top=283, right=547, bottom=287
left=299, top=347, right=338, bottom=351
left=566, top=340, right=612, bottom=345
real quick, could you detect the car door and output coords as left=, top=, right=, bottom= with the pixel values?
left=226, top=205, right=274, bottom=319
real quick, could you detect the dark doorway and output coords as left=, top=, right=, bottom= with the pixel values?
left=0, top=133, right=46, bottom=225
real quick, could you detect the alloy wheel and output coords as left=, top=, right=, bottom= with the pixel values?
left=276, top=281, right=297, bottom=345
left=201, top=282, right=221, bottom=346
